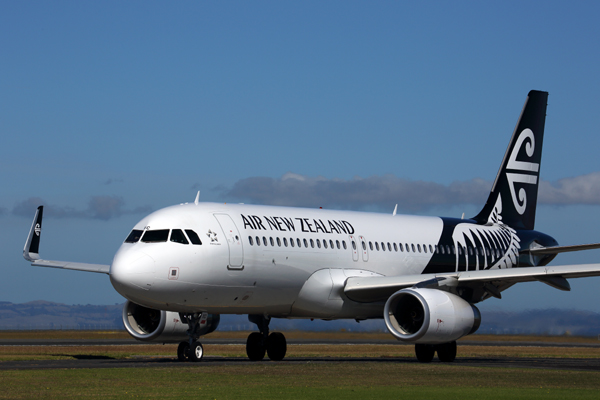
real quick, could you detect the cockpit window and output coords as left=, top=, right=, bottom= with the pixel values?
left=124, top=229, right=143, bottom=243
left=170, top=229, right=189, bottom=244
left=141, top=229, right=169, bottom=243
left=185, top=230, right=202, bottom=245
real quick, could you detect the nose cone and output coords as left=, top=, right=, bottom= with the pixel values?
left=110, top=247, right=156, bottom=299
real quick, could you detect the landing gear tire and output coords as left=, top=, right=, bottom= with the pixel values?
left=266, top=332, right=287, bottom=361
left=177, top=341, right=190, bottom=362
left=246, top=332, right=266, bottom=361
left=415, top=344, right=435, bottom=363
left=436, top=341, right=457, bottom=363
left=190, top=341, right=204, bottom=362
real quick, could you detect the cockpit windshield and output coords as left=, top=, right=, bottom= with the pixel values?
left=141, top=229, right=169, bottom=243
left=124, top=230, right=143, bottom=243
left=124, top=228, right=202, bottom=245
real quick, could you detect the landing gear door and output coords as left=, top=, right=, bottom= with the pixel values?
left=214, top=214, right=244, bottom=269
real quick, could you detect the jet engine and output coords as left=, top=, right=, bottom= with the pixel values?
left=383, top=288, right=480, bottom=344
left=122, top=300, right=220, bottom=342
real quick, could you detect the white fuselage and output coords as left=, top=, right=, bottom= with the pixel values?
left=109, top=202, right=446, bottom=319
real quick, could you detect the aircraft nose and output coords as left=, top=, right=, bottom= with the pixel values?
left=109, top=248, right=156, bottom=297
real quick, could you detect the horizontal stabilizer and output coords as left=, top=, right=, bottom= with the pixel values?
left=522, top=243, right=600, bottom=255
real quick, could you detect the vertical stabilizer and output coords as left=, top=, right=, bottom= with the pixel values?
left=473, top=90, right=548, bottom=230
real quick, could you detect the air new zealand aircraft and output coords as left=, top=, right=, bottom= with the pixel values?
left=24, top=90, right=600, bottom=363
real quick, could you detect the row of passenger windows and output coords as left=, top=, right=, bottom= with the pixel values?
left=125, top=229, right=202, bottom=245
left=364, top=241, right=505, bottom=257
left=248, top=235, right=506, bottom=257
left=249, top=236, right=348, bottom=250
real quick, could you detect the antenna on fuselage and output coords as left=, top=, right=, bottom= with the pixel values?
left=194, top=191, right=200, bottom=205
left=393, top=204, right=397, bottom=216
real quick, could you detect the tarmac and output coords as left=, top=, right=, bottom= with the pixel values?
left=1, top=338, right=600, bottom=371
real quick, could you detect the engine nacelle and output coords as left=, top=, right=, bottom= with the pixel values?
left=122, top=301, right=220, bottom=342
left=383, top=288, right=480, bottom=344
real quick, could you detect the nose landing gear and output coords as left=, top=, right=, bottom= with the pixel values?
left=177, top=312, right=208, bottom=362
left=246, top=314, right=287, bottom=361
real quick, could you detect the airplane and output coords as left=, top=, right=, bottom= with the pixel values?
left=23, top=90, right=600, bottom=363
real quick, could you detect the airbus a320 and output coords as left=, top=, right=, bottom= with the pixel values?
left=23, top=90, right=600, bottom=363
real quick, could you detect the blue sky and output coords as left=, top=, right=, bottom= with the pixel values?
left=2, top=1, right=600, bottom=315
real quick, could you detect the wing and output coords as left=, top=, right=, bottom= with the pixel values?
left=344, top=263, right=600, bottom=303
left=23, top=206, right=111, bottom=274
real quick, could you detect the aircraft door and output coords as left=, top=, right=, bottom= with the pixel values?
left=214, top=214, right=244, bottom=270
left=349, top=235, right=358, bottom=261
left=359, top=235, right=368, bottom=262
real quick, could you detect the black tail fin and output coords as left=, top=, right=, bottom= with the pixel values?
left=473, top=90, right=548, bottom=230
left=23, top=206, right=43, bottom=261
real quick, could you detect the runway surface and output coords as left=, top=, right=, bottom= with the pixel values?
left=2, top=338, right=600, bottom=348
left=2, top=338, right=600, bottom=371
left=2, top=354, right=600, bottom=372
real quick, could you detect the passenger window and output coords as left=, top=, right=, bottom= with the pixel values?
left=330, top=240, right=334, bottom=249
left=124, top=229, right=143, bottom=243
left=270, top=237, right=274, bottom=246
left=336, top=240, right=341, bottom=249
left=263, top=237, right=268, bottom=246
left=411, top=244, right=416, bottom=252
left=387, top=243, right=391, bottom=252
left=256, top=236, right=261, bottom=246
left=303, top=239, right=308, bottom=248
left=422, top=244, right=427, bottom=253
left=290, top=238, right=294, bottom=247
left=399, top=243, right=404, bottom=252
left=381, top=242, right=385, bottom=251
left=406, top=243, right=410, bottom=252
left=183, top=230, right=202, bottom=245
left=445, top=245, right=451, bottom=254
left=283, top=238, right=288, bottom=247
left=468, top=247, right=473, bottom=256
left=417, top=244, right=421, bottom=253
left=277, top=237, right=281, bottom=247
left=393, top=243, right=398, bottom=252
left=352, top=241, right=356, bottom=250
left=316, top=239, right=321, bottom=248
left=249, top=236, right=254, bottom=246
left=323, top=240, right=328, bottom=249
left=170, top=229, right=189, bottom=244
left=369, top=242, right=373, bottom=251
left=141, top=229, right=169, bottom=243
left=429, top=245, right=433, bottom=253
left=343, top=241, right=347, bottom=249
left=375, top=242, right=380, bottom=251
left=297, top=238, right=302, bottom=247
left=361, top=241, right=366, bottom=250
left=310, top=239, right=315, bottom=248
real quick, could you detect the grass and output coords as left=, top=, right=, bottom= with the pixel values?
left=1, top=331, right=600, bottom=399
left=1, top=363, right=600, bottom=399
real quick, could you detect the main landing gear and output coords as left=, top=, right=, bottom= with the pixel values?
left=177, top=312, right=207, bottom=362
left=246, top=315, right=287, bottom=361
left=415, top=341, right=457, bottom=363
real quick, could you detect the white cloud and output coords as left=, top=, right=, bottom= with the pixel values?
left=222, top=172, right=600, bottom=212
left=12, top=196, right=152, bottom=220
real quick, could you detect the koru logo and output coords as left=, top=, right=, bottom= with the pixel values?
left=506, top=128, right=539, bottom=215
left=206, top=229, right=218, bottom=242
left=34, top=223, right=41, bottom=237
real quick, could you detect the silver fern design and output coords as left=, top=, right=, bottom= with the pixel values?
left=452, top=196, right=520, bottom=271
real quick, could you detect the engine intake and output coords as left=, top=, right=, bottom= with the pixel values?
left=384, top=288, right=480, bottom=344
left=122, top=301, right=220, bottom=342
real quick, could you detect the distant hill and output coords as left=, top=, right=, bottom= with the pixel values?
left=1, top=301, right=600, bottom=337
